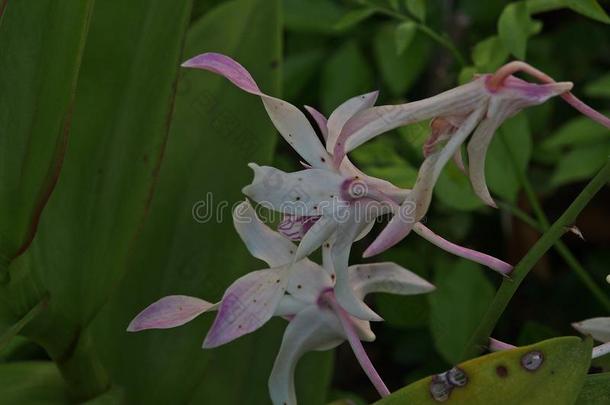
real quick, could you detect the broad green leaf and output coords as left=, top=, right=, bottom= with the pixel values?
left=91, top=1, right=330, bottom=404
left=498, top=1, right=532, bottom=59
left=435, top=164, right=484, bottom=212
left=321, top=41, right=374, bottom=112
left=0, top=361, right=67, bottom=404
left=458, top=66, right=478, bottom=85
left=395, top=21, right=417, bottom=55
left=0, top=297, right=47, bottom=351
left=351, top=137, right=418, bottom=188
left=284, top=49, right=326, bottom=100
left=334, top=8, right=376, bottom=31
left=487, top=114, right=532, bottom=203
left=539, top=114, right=610, bottom=152
left=566, top=0, right=610, bottom=24
left=373, top=24, right=431, bottom=96
left=0, top=0, right=94, bottom=273
left=429, top=259, right=494, bottom=364
left=405, top=0, right=426, bottom=21
left=375, top=337, right=592, bottom=404
left=550, top=143, right=610, bottom=186
left=576, top=372, right=610, bottom=404
left=584, top=73, right=610, bottom=98
left=284, top=0, right=345, bottom=34
left=472, top=36, right=509, bottom=72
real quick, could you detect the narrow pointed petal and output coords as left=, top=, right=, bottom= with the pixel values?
left=364, top=108, right=485, bottom=257
left=327, top=91, right=379, bottom=153
left=333, top=78, right=488, bottom=166
left=333, top=219, right=383, bottom=321
left=593, top=342, right=610, bottom=359
left=348, top=262, right=435, bottom=298
left=242, top=164, right=344, bottom=216
left=203, top=269, right=287, bottom=348
left=339, top=157, right=409, bottom=201
left=572, top=317, right=610, bottom=342
left=269, top=306, right=343, bottom=405
left=127, top=295, right=216, bottom=332
left=233, top=200, right=296, bottom=267
left=466, top=112, right=509, bottom=207
left=294, top=216, right=337, bottom=262
left=304, top=106, right=328, bottom=140
left=413, top=223, right=513, bottom=275
left=453, top=147, right=466, bottom=173
left=182, top=53, right=332, bottom=169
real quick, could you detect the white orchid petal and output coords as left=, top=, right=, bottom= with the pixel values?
left=333, top=78, right=489, bottom=165
left=233, top=200, right=296, bottom=267
left=127, top=295, right=216, bottom=332
left=348, top=262, right=435, bottom=299
left=182, top=53, right=331, bottom=169
left=286, top=259, right=333, bottom=303
left=294, top=216, right=338, bottom=262
left=572, top=317, right=610, bottom=342
left=363, top=107, right=486, bottom=258
left=269, top=307, right=343, bottom=405
left=339, top=157, right=410, bottom=201
left=203, top=269, right=287, bottom=348
left=333, top=217, right=383, bottom=321
left=275, top=295, right=307, bottom=317
left=327, top=91, right=379, bottom=153
left=242, top=164, right=345, bottom=217
left=304, top=106, right=328, bottom=140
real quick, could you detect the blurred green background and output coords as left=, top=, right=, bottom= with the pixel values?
left=0, top=0, right=609, bottom=404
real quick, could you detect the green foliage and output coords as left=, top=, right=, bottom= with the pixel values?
left=429, top=260, right=495, bottom=364
left=576, top=372, right=610, bottom=404
left=374, top=337, right=593, bottom=404
left=498, top=1, right=537, bottom=59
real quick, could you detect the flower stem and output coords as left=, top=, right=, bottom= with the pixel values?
left=460, top=159, right=610, bottom=361
left=326, top=292, right=390, bottom=398
left=499, top=134, right=610, bottom=311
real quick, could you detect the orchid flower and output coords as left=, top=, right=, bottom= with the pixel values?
left=573, top=317, right=610, bottom=359
left=333, top=61, right=610, bottom=257
left=128, top=201, right=436, bottom=405
left=181, top=52, right=512, bottom=321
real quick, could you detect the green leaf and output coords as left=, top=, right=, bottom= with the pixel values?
left=576, top=372, right=610, bottom=404
left=88, top=1, right=330, bottom=403
left=334, top=8, right=376, bottom=31
left=284, top=49, right=326, bottom=100
left=405, top=0, right=426, bottom=21
left=284, top=0, right=345, bottom=33
left=458, top=66, right=478, bottom=85
left=584, top=73, right=610, bottom=98
left=395, top=21, right=417, bottom=55
left=375, top=337, right=592, bottom=404
left=566, top=0, right=610, bottom=24
left=539, top=114, right=610, bottom=152
left=0, top=361, right=67, bottom=403
left=487, top=114, right=533, bottom=203
left=472, top=36, right=509, bottom=72
left=498, top=1, right=532, bottom=59
left=550, top=143, right=610, bottom=186
left=0, top=297, right=47, bottom=351
left=0, top=0, right=94, bottom=271
left=435, top=163, right=484, bottom=212
left=373, top=24, right=431, bottom=96
left=429, top=259, right=495, bottom=364
left=321, top=41, right=374, bottom=112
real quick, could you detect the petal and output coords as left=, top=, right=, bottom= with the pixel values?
left=412, top=223, right=513, bottom=276
left=572, top=317, right=610, bottom=342
left=127, top=295, right=216, bottom=332
left=466, top=110, right=510, bottom=208
left=333, top=78, right=489, bottom=166
left=348, top=262, right=435, bottom=298
left=203, top=269, right=287, bottom=348
left=327, top=91, right=379, bottom=153
left=294, top=215, right=338, bottom=262
left=269, top=306, right=344, bottom=405
left=339, top=157, right=409, bottom=201
left=304, top=106, right=328, bottom=140
left=363, top=107, right=486, bottom=258
left=182, top=53, right=331, bottom=169
left=333, top=214, right=383, bottom=321
left=277, top=214, right=320, bottom=242
left=242, top=164, right=345, bottom=217
left=233, top=200, right=296, bottom=267
left=286, top=259, right=333, bottom=303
